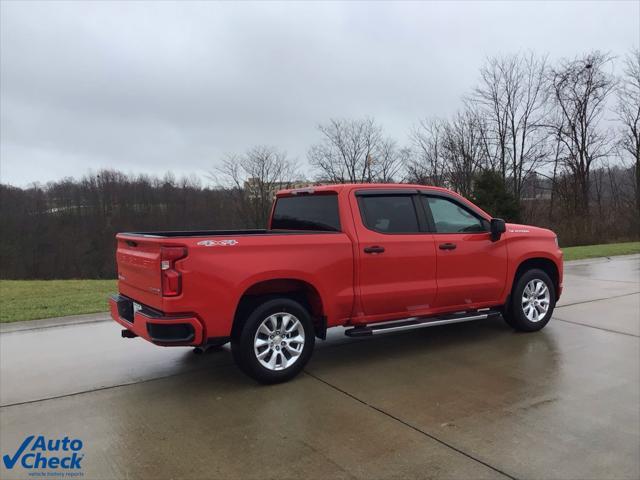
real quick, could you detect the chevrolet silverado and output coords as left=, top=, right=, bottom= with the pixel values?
left=110, top=184, right=563, bottom=383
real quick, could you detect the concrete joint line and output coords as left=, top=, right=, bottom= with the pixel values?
left=557, top=291, right=639, bottom=309
left=553, top=316, right=639, bottom=338
left=0, top=362, right=235, bottom=409
left=304, top=370, right=519, bottom=480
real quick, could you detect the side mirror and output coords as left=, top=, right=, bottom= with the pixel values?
left=490, top=218, right=506, bottom=241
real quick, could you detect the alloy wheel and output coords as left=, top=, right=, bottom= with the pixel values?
left=253, top=312, right=306, bottom=371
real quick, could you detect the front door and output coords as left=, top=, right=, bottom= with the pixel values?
left=421, top=195, right=508, bottom=309
left=352, top=191, right=437, bottom=320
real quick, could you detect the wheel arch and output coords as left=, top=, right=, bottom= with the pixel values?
left=512, top=257, right=560, bottom=297
left=232, top=278, right=327, bottom=340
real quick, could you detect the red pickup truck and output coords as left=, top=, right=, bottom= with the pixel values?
left=110, top=183, right=563, bottom=383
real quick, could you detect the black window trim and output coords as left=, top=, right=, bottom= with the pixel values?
left=419, top=192, right=490, bottom=234
left=356, top=192, right=428, bottom=235
left=355, top=188, right=419, bottom=197
left=271, top=193, right=343, bottom=233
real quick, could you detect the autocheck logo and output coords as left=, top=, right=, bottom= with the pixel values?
left=3, top=435, right=84, bottom=474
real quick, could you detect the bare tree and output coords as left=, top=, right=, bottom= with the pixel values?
left=309, top=117, right=402, bottom=183
left=470, top=52, right=550, bottom=201
left=375, top=139, right=406, bottom=183
left=442, top=109, right=488, bottom=197
left=215, top=146, right=297, bottom=228
left=407, top=110, right=488, bottom=194
left=407, top=118, right=448, bottom=186
left=616, top=49, right=640, bottom=215
left=547, top=52, right=616, bottom=221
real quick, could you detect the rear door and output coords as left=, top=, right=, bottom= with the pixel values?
left=420, top=194, right=507, bottom=308
left=353, top=190, right=437, bottom=319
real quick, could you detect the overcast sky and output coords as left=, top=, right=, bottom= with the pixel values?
left=1, top=1, right=638, bottom=186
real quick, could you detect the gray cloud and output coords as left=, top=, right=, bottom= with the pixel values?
left=1, top=0, right=638, bottom=186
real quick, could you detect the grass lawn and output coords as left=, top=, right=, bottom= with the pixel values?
left=562, top=241, right=640, bottom=261
left=0, top=279, right=117, bottom=323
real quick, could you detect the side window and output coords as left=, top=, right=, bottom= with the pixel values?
left=359, top=195, right=420, bottom=233
left=423, top=196, right=487, bottom=233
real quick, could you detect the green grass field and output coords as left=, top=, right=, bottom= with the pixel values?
left=0, top=279, right=116, bottom=323
left=0, top=241, right=638, bottom=323
left=561, top=241, right=640, bottom=261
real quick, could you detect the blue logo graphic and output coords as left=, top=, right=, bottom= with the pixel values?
left=3, top=435, right=84, bottom=472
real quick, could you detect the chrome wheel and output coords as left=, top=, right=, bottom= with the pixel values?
left=253, top=312, right=305, bottom=371
left=521, top=279, right=551, bottom=322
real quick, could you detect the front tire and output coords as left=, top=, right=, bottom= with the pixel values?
left=503, top=268, right=556, bottom=332
left=231, top=298, right=315, bottom=384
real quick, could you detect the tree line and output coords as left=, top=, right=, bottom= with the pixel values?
left=222, top=50, right=638, bottom=245
left=1, top=50, right=638, bottom=279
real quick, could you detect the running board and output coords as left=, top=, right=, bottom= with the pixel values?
left=344, top=309, right=501, bottom=337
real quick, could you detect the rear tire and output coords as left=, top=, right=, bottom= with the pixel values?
left=503, top=268, right=556, bottom=332
left=231, top=297, right=315, bottom=384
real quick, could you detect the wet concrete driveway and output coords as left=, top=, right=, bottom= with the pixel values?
left=1, top=255, right=639, bottom=479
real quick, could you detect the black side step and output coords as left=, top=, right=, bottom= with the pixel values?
left=344, top=309, right=501, bottom=338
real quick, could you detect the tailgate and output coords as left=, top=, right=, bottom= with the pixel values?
left=116, top=236, right=163, bottom=308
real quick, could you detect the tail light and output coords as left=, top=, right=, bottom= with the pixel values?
left=160, top=246, right=187, bottom=296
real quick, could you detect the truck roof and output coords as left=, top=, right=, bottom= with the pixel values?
left=276, top=183, right=455, bottom=197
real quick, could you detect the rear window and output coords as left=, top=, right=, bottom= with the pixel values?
left=271, top=195, right=341, bottom=232
left=359, top=195, right=420, bottom=233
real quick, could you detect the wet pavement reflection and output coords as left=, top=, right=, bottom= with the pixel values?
left=1, top=255, right=638, bottom=479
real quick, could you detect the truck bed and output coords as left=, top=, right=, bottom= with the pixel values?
left=114, top=228, right=353, bottom=326
left=120, top=229, right=338, bottom=238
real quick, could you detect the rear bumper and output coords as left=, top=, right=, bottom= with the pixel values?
left=109, top=294, right=204, bottom=346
